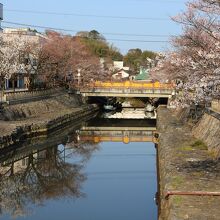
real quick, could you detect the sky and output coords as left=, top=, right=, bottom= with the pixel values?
left=0, top=0, right=188, bottom=54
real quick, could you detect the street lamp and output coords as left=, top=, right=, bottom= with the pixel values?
left=77, top=68, right=81, bottom=87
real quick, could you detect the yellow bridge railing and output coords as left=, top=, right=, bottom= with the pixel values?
left=80, top=135, right=158, bottom=144
left=86, top=80, right=175, bottom=90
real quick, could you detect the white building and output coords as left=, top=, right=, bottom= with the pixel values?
left=1, top=28, right=47, bottom=90
left=113, top=61, right=129, bottom=71
left=112, top=69, right=130, bottom=80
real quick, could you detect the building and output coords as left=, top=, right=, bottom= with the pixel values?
left=135, top=67, right=150, bottom=81
left=1, top=28, right=47, bottom=90
left=110, top=61, right=131, bottom=80
left=113, top=61, right=129, bottom=71
left=112, top=69, right=130, bottom=80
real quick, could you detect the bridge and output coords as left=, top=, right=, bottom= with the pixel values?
left=78, top=81, right=175, bottom=98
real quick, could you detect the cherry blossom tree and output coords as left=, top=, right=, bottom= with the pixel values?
left=38, top=31, right=108, bottom=88
left=0, top=34, right=40, bottom=91
left=150, top=0, right=220, bottom=105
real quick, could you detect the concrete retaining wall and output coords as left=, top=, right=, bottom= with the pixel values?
left=1, top=92, right=83, bottom=121
left=0, top=104, right=99, bottom=149
left=193, top=111, right=220, bottom=157
left=4, top=88, right=64, bottom=104
left=212, top=99, right=220, bottom=113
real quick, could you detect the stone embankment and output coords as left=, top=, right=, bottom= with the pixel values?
left=1, top=89, right=82, bottom=120
left=0, top=89, right=99, bottom=149
left=157, top=106, right=220, bottom=220
left=193, top=100, right=220, bottom=157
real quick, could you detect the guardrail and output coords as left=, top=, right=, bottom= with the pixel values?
left=0, top=92, right=6, bottom=103
left=78, top=80, right=175, bottom=96
left=0, top=88, right=64, bottom=104
left=81, top=87, right=174, bottom=93
left=79, top=80, right=175, bottom=90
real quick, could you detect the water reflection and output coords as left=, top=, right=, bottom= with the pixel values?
left=0, top=111, right=157, bottom=220
left=101, top=107, right=157, bottom=119
left=0, top=128, right=99, bottom=218
left=78, top=116, right=157, bottom=144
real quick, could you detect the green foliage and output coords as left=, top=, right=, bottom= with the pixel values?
left=89, top=30, right=104, bottom=40
left=123, top=48, right=157, bottom=72
left=108, top=45, right=123, bottom=61
left=142, top=50, right=157, bottom=59
left=171, top=176, right=184, bottom=189
left=191, top=140, right=207, bottom=150
left=181, top=145, right=194, bottom=151
left=172, top=196, right=183, bottom=205
left=80, top=30, right=123, bottom=60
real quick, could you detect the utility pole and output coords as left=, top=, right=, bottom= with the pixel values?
left=0, top=3, right=3, bottom=32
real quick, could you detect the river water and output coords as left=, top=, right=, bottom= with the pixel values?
left=0, top=113, right=157, bottom=220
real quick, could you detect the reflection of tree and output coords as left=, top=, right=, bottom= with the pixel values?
left=0, top=142, right=98, bottom=218
left=66, top=131, right=100, bottom=162
left=67, top=142, right=99, bottom=162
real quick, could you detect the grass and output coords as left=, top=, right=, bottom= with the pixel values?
left=171, top=176, right=184, bottom=189
left=180, top=140, right=208, bottom=154
left=176, top=152, right=184, bottom=157
left=208, top=149, right=220, bottom=159
left=172, top=196, right=183, bottom=205
left=181, top=145, right=194, bottom=151
left=191, top=140, right=207, bottom=150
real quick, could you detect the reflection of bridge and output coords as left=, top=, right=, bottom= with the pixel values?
left=77, top=118, right=158, bottom=144
left=79, top=81, right=175, bottom=98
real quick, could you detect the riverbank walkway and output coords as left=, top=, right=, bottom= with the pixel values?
left=157, top=107, right=220, bottom=220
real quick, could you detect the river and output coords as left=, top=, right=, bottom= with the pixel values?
left=0, top=112, right=158, bottom=220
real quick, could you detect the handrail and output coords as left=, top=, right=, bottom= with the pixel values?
left=165, top=190, right=220, bottom=199
left=78, top=81, right=175, bottom=90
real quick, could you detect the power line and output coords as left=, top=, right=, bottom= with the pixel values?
left=2, top=21, right=173, bottom=39
left=2, top=21, right=79, bottom=32
left=1, top=26, right=170, bottom=43
left=2, top=26, right=169, bottom=46
left=2, top=24, right=169, bottom=43
left=106, top=38, right=169, bottom=43
left=5, top=9, right=171, bottom=21
left=105, top=33, right=172, bottom=37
